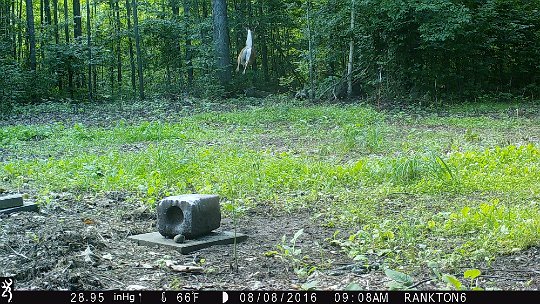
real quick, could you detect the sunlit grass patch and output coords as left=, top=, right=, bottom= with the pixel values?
left=442, top=200, right=540, bottom=256
left=1, top=99, right=540, bottom=272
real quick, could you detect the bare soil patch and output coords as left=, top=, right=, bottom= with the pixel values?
left=1, top=191, right=538, bottom=291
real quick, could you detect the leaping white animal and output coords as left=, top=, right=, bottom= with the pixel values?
left=236, top=29, right=255, bottom=74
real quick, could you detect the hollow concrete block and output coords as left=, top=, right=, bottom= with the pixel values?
left=156, top=194, right=221, bottom=239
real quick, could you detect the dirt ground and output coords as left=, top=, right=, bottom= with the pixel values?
left=1, top=190, right=538, bottom=291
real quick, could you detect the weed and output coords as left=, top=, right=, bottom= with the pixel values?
left=464, top=129, right=481, bottom=142
left=342, top=124, right=386, bottom=153
left=275, top=229, right=317, bottom=279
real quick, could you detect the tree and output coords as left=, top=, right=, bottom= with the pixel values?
left=73, top=0, right=82, bottom=39
left=25, top=0, right=36, bottom=71
left=2, top=0, right=540, bottom=104
left=132, top=0, right=144, bottom=99
left=347, top=0, right=355, bottom=98
left=125, top=0, right=136, bottom=91
left=86, top=0, right=92, bottom=101
left=306, top=0, right=314, bottom=101
left=63, top=0, right=73, bottom=97
left=211, top=0, right=231, bottom=84
left=184, top=0, right=193, bottom=87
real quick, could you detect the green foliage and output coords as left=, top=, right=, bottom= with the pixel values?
left=342, top=123, right=386, bottom=153
left=275, top=229, right=317, bottom=279
left=443, top=200, right=540, bottom=257
left=0, top=44, right=24, bottom=113
left=384, top=268, right=414, bottom=290
left=443, top=268, right=483, bottom=291
left=1, top=100, right=539, bottom=275
left=2, top=0, right=539, bottom=102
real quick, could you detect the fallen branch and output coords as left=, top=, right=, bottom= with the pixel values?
left=8, top=245, right=31, bottom=260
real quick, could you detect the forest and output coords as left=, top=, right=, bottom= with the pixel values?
left=0, top=0, right=540, bottom=294
left=1, top=0, right=539, bottom=107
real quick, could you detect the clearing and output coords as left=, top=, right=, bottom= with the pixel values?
left=1, top=97, right=539, bottom=290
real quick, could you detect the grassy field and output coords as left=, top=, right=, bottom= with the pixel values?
left=1, top=97, right=539, bottom=281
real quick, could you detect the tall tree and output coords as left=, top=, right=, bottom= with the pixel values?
left=306, top=0, right=314, bottom=101
left=52, top=0, right=60, bottom=88
left=86, top=0, right=92, bottom=101
left=257, top=0, right=269, bottom=82
left=184, top=0, right=193, bottom=87
left=347, top=0, right=355, bottom=98
left=52, top=0, right=58, bottom=44
left=63, top=0, right=69, bottom=42
left=43, top=0, right=51, bottom=24
left=63, top=0, right=73, bottom=97
left=25, top=0, right=36, bottom=71
left=125, top=0, right=136, bottom=91
left=17, top=0, right=23, bottom=61
left=132, top=0, right=144, bottom=99
left=114, top=0, right=121, bottom=84
left=73, top=0, right=81, bottom=39
left=211, top=0, right=231, bottom=84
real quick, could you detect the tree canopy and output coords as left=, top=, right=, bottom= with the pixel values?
left=0, top=0, right=539, bottom=107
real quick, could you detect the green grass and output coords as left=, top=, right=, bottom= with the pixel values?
left=1, top=98, right=539, bottom=273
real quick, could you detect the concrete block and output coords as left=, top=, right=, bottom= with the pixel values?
left=0, top=202, right=39, bottom=215
left=0, top=194, right=24, bottom=209
left=156, top=194, right=221, bottom=239
left=128, top=231, right=248, bottom=254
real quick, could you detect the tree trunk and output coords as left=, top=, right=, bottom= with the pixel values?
left=115, top=0, right=122, bottom=84
left=73, top=0, right=82, bottom=39
left=63, top=0, right=68, bottom=42
left=43, top=0, right=51, bottom=24
left=109, top=0, right=115, bottom=92
left=132, top=0, right=144, bottom=99
left=184, top=0, right=193, bottom=87
left=307, top=0, right=314, bottom=102
left=52, top=0, right=60, bottom=88
left=52, top=0, right=58, bottom=44
left=73, top=0, right=82, bottom=89
left=258, top=1, right=268, bottom=82
left=63, top=0, right=73, bottom=97
left=11, top=0, right=17, bottom=58
left=347, top=0, right=355, bottom=98
left=171, top=0, right=180, bottom=87
left=86, top=0, right=92, bottom=101
left=125, top=0, right=136, bottom=92
left=25, top=0, right=36, bottom=71
left=17, top=0, right=23, bottom=61
left=211, top=0, right=231, bottom=84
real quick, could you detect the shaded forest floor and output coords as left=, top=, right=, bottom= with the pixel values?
left=1, top=97, right=539, bottom=290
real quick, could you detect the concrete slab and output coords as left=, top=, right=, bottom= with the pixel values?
left=0, top=194, right=24, bottom=209
left=128, top=231, right=248, bottom=254
left=0, top=202, right=39, bottom=215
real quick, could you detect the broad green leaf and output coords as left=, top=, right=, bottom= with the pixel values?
left=384, top=268, right=414, bottom=286
left=442, top=274, right=463, bottom=290
left=464, top=269, right=481, bottom=280
left=291, top=228, right=304, bottom=243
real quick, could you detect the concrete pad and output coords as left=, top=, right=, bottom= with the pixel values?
left=0, top=194, right=24, bottom=209
left=0, top=202, right=39, bottom=215
left=128, top=231, right=248, bottom=254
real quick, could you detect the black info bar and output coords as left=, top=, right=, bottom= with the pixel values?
left=1, top=290, right=539, bottom=304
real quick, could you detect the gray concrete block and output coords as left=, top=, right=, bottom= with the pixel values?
left=0, top=202, right=38, bottom=215
left=128, top=231, right=248, bottom=254
left=0, top=194, right=24, bottom=209
left=156, top=194, right=221, bottom=239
